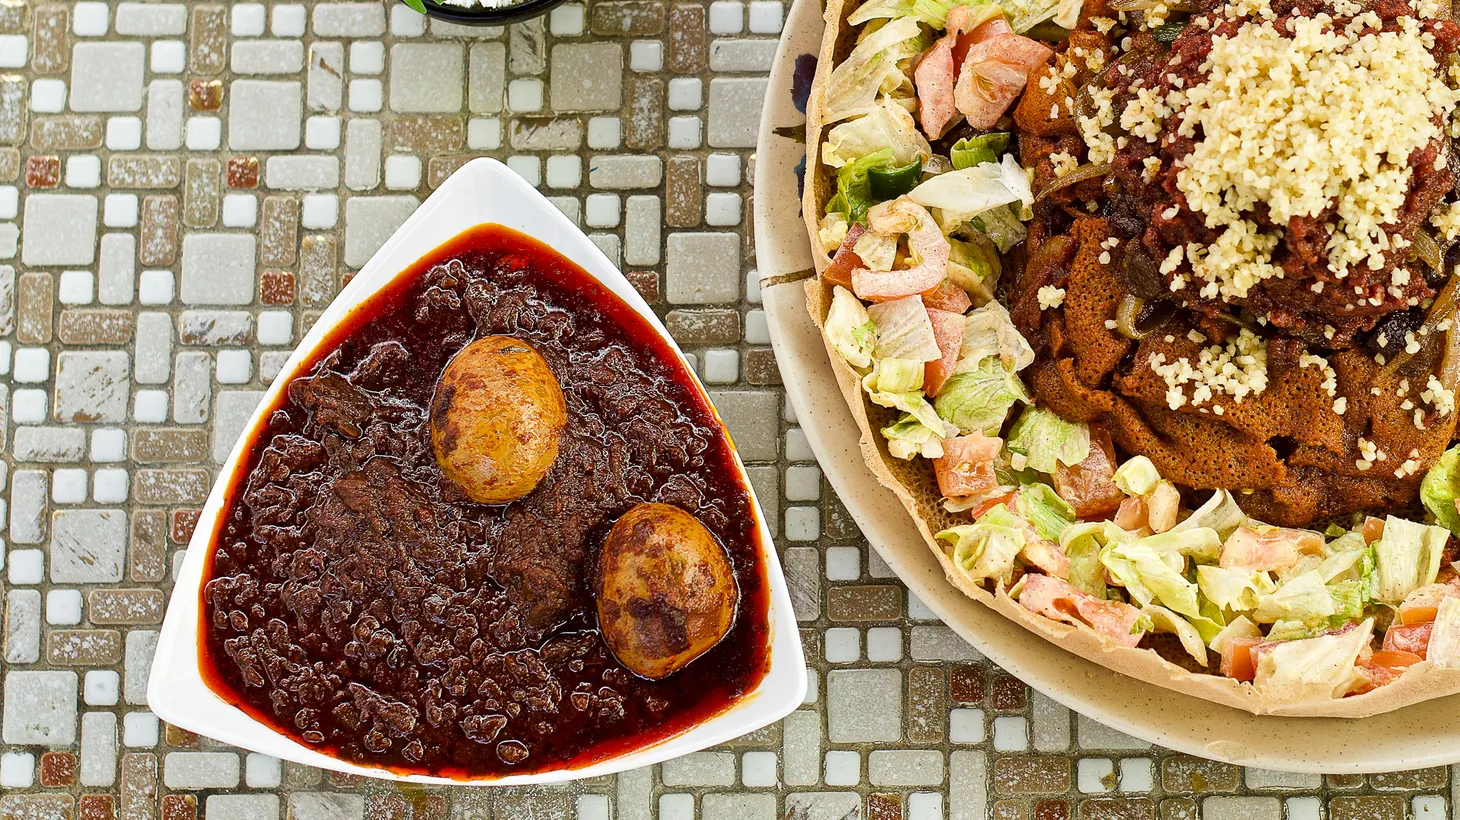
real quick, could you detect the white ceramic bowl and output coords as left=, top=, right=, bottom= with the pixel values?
left=754, top=0, right=1460, bottom=773
left=149, top=158, right=807, bottom=785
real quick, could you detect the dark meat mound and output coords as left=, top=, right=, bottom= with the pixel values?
left=1006, top=0, right=1460, bottom=525
left=200, top=233, right=768, bottom=777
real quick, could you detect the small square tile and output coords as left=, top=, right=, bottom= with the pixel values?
left=188, top=79, right=223, bottom=111
left=74, top=2, right=110, bottom=36
left=749, top=1, right=784, bottom=33
left=107, top=117, right=143, bottom=151
left=27, top=155, right=60, bottom=187
left=221, top=194, right=258, bottom=228
left=391, top=4, right=426, bottom=36
left=467, top=117, right=501, bottom=149
left=123, top=711, right=160, bottom=747
left=384, top=155, right=421, bottom=190
left=951, top=708, right=986, bottom=743
left=707, top=153, right=742, bottom=186
left=585, top=193, right=620, bottom=227
left=305, top=116, right=341, bottom=150
left=866, top=626, right=902, bottom=661
left=824, top=750, right=860, bottom=786
left=135, top=390, right=169, bottom=422
left=217, top=350, right=252, bottom=384
left=66, top=155, right=102, bottom=188
left=31, top=79, right=66, bottom=113
left=550, top=3, right=586, bottom=35
left=104, top=193, right=139, bottom=227
left=14, top=347, right=49, bottom=382
left=668, top=116, right=702, bottom=149
left=350, top=41, right=385, bottom=75
left=710, top=1, right=746, bottom=34
left=94, top=469, right=128, bottom=503
left=0, top=753, right=35, bottom=788
left=46, top=589, right=83, bottom=625
left=231, top=3, right=265, bottom=37
left=271, top=4, right=306, bottom=37
left=59, top=270, right=95, bottom=304
left=257, top=311, right=293, bottom=345
left=85, top=670, right=121, bottom=706
left=508, top=79, right=543, bottom=112
left=245, top=754, right=282, bottom=788
left=660, top=794, right=694, bottom=820
left=824, top=627, right=860, bottom=662
left=12, top=389, right=48, bottom=423
left=151, top=40, right=186, bottom=74
left=630, top=40, right=662, bottom=72
left=909, top=793, right=943, bottom=820
left=349, top=79, right=383, bottom=113
left=826, top=546, right=860, bottom=580
left=260, top=271, right=294, bottom=305
left=52, top=469, right=87, bottom=503
left=1120, top=758, right=1154, bottom=792
left=1078, top=758, right=1116, bottom=793
left=706, top=192, right=741, bottom=225
left=507, top=155, right=541, bottom=186
left=703, top=348, right=738, bottom=383
left=993, top=715, right=1029, bottom=752
left=668, top=78, right=702, bottom=111
left=92, top=429, right=126, bottom=461
left=186, top=117, right=222, bottom=151
left=227, top=156, right=260, bottom=188
left=301, top=193, right=338, bottom=229
left=139, top=270, right=175, bottom=304
left=742, top=751, right=777, bottom=787
left=587, top=116, right=621, bottom=149
left=8, top=548, right=45, bottom=583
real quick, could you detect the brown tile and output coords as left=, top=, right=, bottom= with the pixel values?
left=260, top=270, right=295, bottom=305
left=88, top=590, right=166, bottom=625
left=0, top=1, right=26, bottom=34
left=135, top=469, right=210, bottom=505
left=300, top=234, right=338, bottom=306
left=17, top=272, right=53, bottom=343
left=907, top=666, right=946, bottom=743
left=827, top=585, right=902, bottom=621
left=130, top=511, right=168, bottom=582
left=48, top=629, right=123, bottom=665
left=1160, top=755, right=1238, bottom=793
left=190, top=5, right=227, bottom=74
left=386, top=116, right=463, bottom=153
left=132, top=429, right=208, bottom=463
left=183, top=159, right=220, bottom=228
left=626, top=270, right=659, bottom=303
left=226, top=156, right=259, bottom=188
left=592, top=1, right=667, bottom=34
left=510, top=117, right=582, bottom=152
left=31, top=5, right=68, bottom=74
left=110, top=156, right=182, bottom=188
left=188, top=79, right=223, bottom=111
left=665, top=308, right=739, bottom=343
left=26, top=154, right=60, bottom=187
left=160, top=795, right=195, bottom=820
left=0, top=147, right=20, bottom=181
left=39, top=752, right=76, bottom=787
left=950, top=665, right=985, bottom=703
left=260, top=196, right=299, bottom=267
left=994, top=757, right=1072, bottom=796
left=366, top=795, right=409, bottom=820
left=1079, top=798, right=1154, bottom=820
left=867, top=793, right=902, bottom=820
left=411, top=795, right=448, bottom=820
left=140, top=195, right=180, bottom=266
left=282, top=761, right=323, bottom=788
left=823, top=490, right=860, bottom=540
left=171, top=510, right=202, bottom=544
left=427, top=155, right=472, bottom=189
left=1329, top=796, right=1403, bottom=820
left=1326, top=774, right=1365, bottom=789
left=79, top=794, right=116, bottom=820
left=994, top=801, right=1028, bottom=820
left=1, top=796, right=75, bottom=819
left=1369, top=767, right=1447, bottom=789
left=329, top=771, right=367, bottom=788
left=992, top=675, right=1028, bottom=710
left=0, top=76, right=24, bottom=145
left=59, top=309, right=133, bottom=345
left=1157, top=798, right=1196, bottom=820
left=745, top=348, right=782, bottom=385
left=666, top=156, right=702, bottom=227
left=31, top=116, right=104, bottom=150
left=1035, top=800, right=1072, bottom=820
left=626, top=78, right=663, bottom=151
left=164, top=723, right=198, bottom=748
left=667, top=4, right=706, bottom=72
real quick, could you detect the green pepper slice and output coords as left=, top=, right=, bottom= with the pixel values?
left=867, top=158, right=924, bottom=201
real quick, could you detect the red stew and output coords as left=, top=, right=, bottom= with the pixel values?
left=199, top=225, right=771, bottom=778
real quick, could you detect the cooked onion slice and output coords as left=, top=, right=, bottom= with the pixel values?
left=1034, top=162, right=1110, bottom=202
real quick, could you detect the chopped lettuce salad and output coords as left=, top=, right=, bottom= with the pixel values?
left=813, top=0, right=1460, bottom=701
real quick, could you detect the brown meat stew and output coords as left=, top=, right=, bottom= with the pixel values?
left=199, top=225, right=770, bottom=777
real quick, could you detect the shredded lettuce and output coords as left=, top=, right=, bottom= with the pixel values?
left=1171, top=489, right=1246, bottom=540
left=1427, top=597, right=1460, bottom=668
left=822, top=97, right=933, bottom=169
left=846, top=0, right=982, bottom=30
left=957, top=301, right=1034, bottom=373
left=908, top=155, right=1033, bottom=226
left=1251, top=571, right=1335, bottom=625
left=1372, top=515, right=1448, bottom=604
left=1196, top=565, right=1273, bottom=614
left=1252, top=620, right=1372, bottom=702
left=1006, top=406, right=1090, bottom=474
left=883, top=413, right=947, bottom=460
left=936, top=504, right=1027, bottom=586
left=1002, top=0, right=1061, bottom=31
left=825, top=286, right=876, bottom=368
left=1143, top=604, right=1209, bottom=666
left=969, top=204, right=1029, bottom=254
left=1208, top=614, right=1262, bottom=654
left=1327, top=578, right=1366, bottom=625
left=822, top=17, right=925, bottom=124
left=1140, top=527, right=1222, bottom=564
left=868, top=295, right=942, bottom=362
left=1101, top=538, right=1201, bottom=618
left=950, top=133, right=1011, bottom=170
left=946, top=236, right=1001, bottom=304
left=1061, top=521, right=1109, bottom=598
left=1421, top=444, right=1460, bottom=535
left=933, top=357, right=1031, bottom=436
left=836, top=148, right=896, bottom=224
left=853, top=226, right=899, bottom=271
left=1113, top=456, right=1161, bottom=496
left=1016, top=483, right=1076, bottom=542
left=867, top=357, right=925, bottom=393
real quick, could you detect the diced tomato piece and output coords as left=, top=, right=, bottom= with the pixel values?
left=1402, top=605, right=1440, bottom=626
left=1351, top=662, right=1400, bottom=695
left=822, top=223, right=866, bottom=290
left=1219, top=636, right=1260, bottom=682
left=1051, top=429, right=1125, bottom=518
left=952, top=15, right=1013, bottom=67
left=914, top=33, right=959, bottom=139
left=924, top=307, right=965, bottom=396
left=1018, top=573, right=1144, bottom=647
left=1020, top=536, right=1071, bottom=579
left=921, top=279, right=973, bottom=314
left=1384, top=622, right=1434, bottom=658
left=1363, top=515, right=1385, bottom=545
left=965, top=487, right=1018, bottom=519
left=1397, top=582, right=1459, bottom=625
left=1218, top=525, right=1319, bottom=573
left=953, top=34, right=1054, bottom=129
left=934, top=432, right=1002, bottom=498
left=1369, top=649, right=1423, bottom=670
left=1113, top=495, right=1147, bottom=531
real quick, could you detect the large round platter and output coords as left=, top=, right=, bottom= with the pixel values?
left=753, top=0, right=1460, bottom=773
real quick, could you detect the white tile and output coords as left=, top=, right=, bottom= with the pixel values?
left=659, top=794, right=693, bottom=820
left=508, top=79, right=543, bottom=112
left=1078, top=758, right=1115, bottom=793
left=123, top=711, right=160, bottom=747
left=1413, top=796, right=1447, bottom=819
left=107, top=117, right=142, bottom=151
left=709, top=1, right=745, bottom=34
left=348, top=78, right=383, bottom=112
left=950, top=708, right=985, bottom=743
left=706, top=192, right=741, bottom=225
left=58, top=270, right=95, bottom=304
left=1119, top=758, right=1154, bottom=792
left=271, top=4, right=307, bottom=37
left=702, top=348, right=737, bottom=383
left=74, top=2, right=110, bottom=36
left=630, top=40, right=662, bottom=72
left=14, top=348, right=49, bottom=382
left=824, top=750, right=860, bottom=786
left=384, top=155, right=421, bottom=190
left=92, top=429, right=126, bottom=462
left=576, top=795, right=610, bottom=820
left=545, top=155, right=581, bottom=189
left=138, top=270, right=174, bottom=305
left=0, top=35, right=27, bottom=68
left=186, top=117, right=222, bottom=151
left=305, top=116, right=341, bottom=150
left=301, top=194, right=338, bottom=229
left=992, top=715, right=1029, bottom=752
left=12, top=389, right=47, bottom=423
left=103, top=193, right=139, bottom=228
left=45, top=589, right=83, bottom=625
left=749, top=1, right=785, bottom=33
left=84, top=671, right=120, bottom=706
left=865, top=627, right=902, bottom=661
left=507, top=156, right=541, bottom=187
left=66, top=155, right=102, bottom=188
left=549, top=3, right=585, bottom=35
left=825, top=546, right=859, bottom=580
left=390, top=4, right=426, bottom=36
left=150, top=40, right=185, bottom=74
left=134, top=390, right=169, bottom=422
left=587, top=116, right=621, bottom=149
left=584, top=194, right=620, bottom=227
left=231, top=3, right=266, bottom=37
left=350, top=41, right=385, bottom=74
left=467, top=117, right=501, bottom=149
left=52, top=469, right=88, bottom=504
left=908, top=792, right=943, bottom=820
left=742, top=751, right=777, bottom=787
left=668, top=116, right=702, bottom=149
left=216, top=350, right=252, bottom=384
left=221, top=194, right=258, bottom=229
left=0, top=753, right=34, bottom=789
left=824, top=627, right=860, bottom=662
left=707, top=153, right=742, bottom=186
left=93, top=469, right=129, bottom=503
left=30, top=79, right=66, bottom=113
left=8, top=549, right=45, bottom=584
left=257, top=312, right=293, bottom=346
left=785, top=506, right=820, bottom=541
left=1285, top=798, right=1321, bottom=820
left=668, top=78, right=702, bottom=110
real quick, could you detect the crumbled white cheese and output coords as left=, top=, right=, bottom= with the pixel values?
left=1148, top=328, right=1270, bottom=410
left=1049, top=151, right=1078, bottom=179
left=1038, top=285, right=1067, bottom=310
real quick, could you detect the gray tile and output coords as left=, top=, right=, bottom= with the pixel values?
left=1, top=670, right=78, bottom=745
left=54, top=351, right=130, bottom=423
left=228, top=80, right=303, bottom=150
left=70, top=42, right=146, bottom=112
left=206, top=794, right=281, bottom=820
left=667, top=232, right=740, bottom=304
left=707, top=77, right=767, bottom=148
left=706, top=389, right=778, bottom=460
left=22, top=194, right=98, bottom=266
left=51, top=509, right=127, bottom=583
left=344, top=195, right=419, bottom=266
left=163, top=752, right=241, bottom=790
left=469, top=42, right=506, bottom=113
left=390, top=43, right=465, bottom=112
left=827, top=668, right=902, bottom=742
left=181, top=234, right=256, bottom=305
left=288, top=793, right=365, bottom=820
left=551, top=43, right=623, bottom=111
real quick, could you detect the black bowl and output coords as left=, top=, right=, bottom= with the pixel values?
left=419, top=0, right=569, bottom=25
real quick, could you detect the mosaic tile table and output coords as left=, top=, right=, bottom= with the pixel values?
left=0, top=1, right=1457, bottom=819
